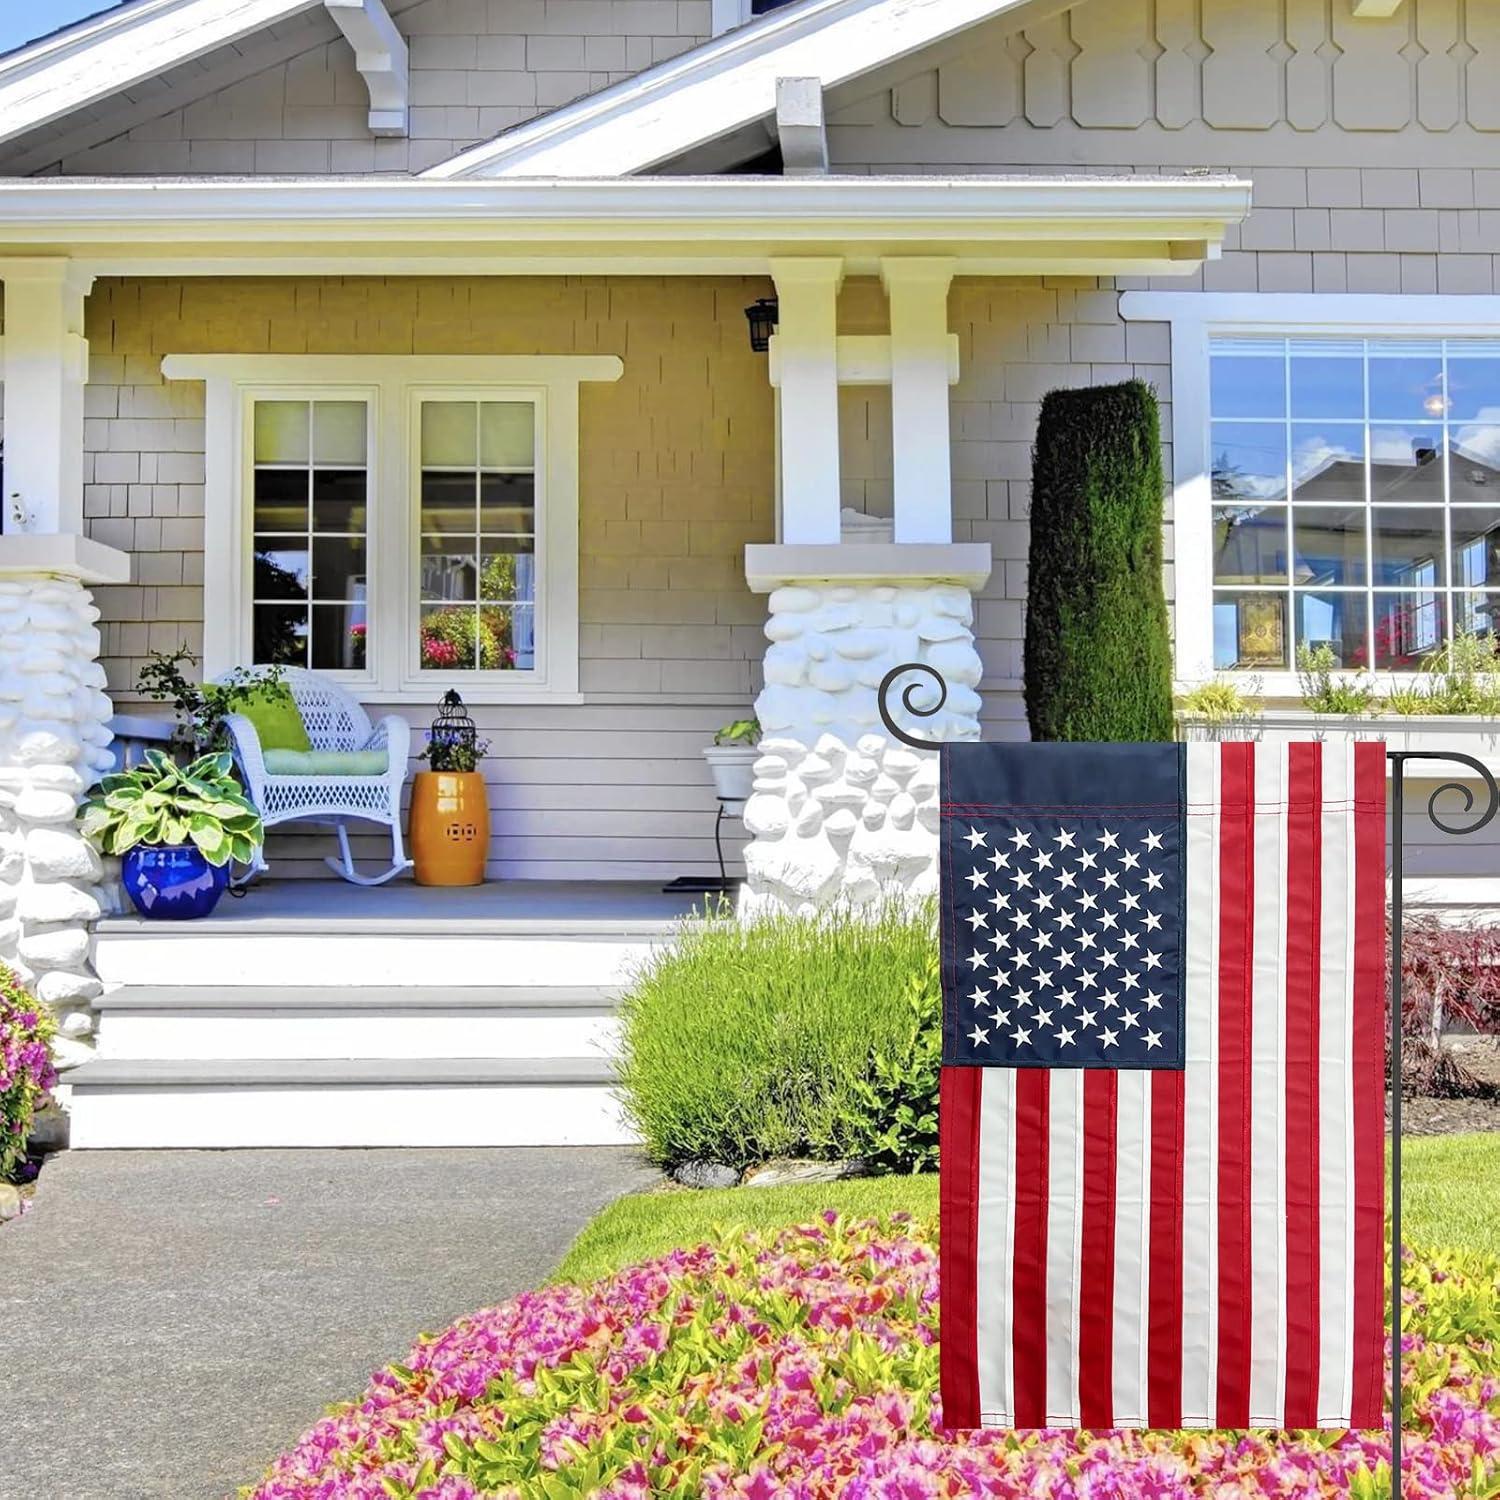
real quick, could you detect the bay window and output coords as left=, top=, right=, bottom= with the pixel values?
left=1209, top=336, right=1500, bottom=674
left=1117, top=293, right=1500, bottom=692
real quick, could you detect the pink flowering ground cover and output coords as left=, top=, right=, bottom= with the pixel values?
left=244, top=1213, right=1500, bottom=1499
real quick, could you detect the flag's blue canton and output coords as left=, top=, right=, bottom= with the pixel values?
left=941, top=744, right=1186, bottom=1071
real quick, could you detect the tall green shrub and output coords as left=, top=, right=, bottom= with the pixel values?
left=1023, top=379, right=1174, bottom=742
left=615, top=905, right=938, bottom=1171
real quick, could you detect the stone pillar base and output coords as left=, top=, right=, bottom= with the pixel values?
left=740, top=543, right=992, bottom=917
left=0, top=535, right=130, bottom=1068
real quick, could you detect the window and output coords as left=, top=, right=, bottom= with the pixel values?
left=250, top=398, right=371, bottom=671
left=1208, top=336, right=1500, bottom=673
left=170, top=353, right=620, bottom=702
left=416, top=397, right=538, bottom=674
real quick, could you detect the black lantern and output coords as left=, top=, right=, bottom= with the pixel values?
left=428, top=689, right=478, bottom=768
left=744, top=297, right=779, bottom=353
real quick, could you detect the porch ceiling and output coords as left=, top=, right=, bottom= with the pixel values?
left=0, top=173, right=1251, bottom=278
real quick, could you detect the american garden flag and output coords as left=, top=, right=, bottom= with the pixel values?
left=938, top=740, right=1386, bottom=1432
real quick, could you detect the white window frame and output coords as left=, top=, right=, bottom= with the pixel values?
left=1120, top=292, right=1500, bottom=696
left=161, top=352, right=623, bottom=704
left=237, top=382, right=381, bottom=691
left=405, top=384, right=547, bottom=692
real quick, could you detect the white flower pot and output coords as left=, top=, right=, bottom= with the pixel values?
left=703, top=744, right=758, bottom=814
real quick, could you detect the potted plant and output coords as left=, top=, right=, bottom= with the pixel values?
left=703, top=718, right=761, bottom=814
left=79, top=750, right=265, bottom=920
left=1175, top=674, right=1263, bottom=742
left=411, top=691, right=491, bottom=887
left=135, top=646, right=288, bottom=754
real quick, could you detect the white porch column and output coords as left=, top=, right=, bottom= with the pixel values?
left=740, top=542, right=991, bottom=916
left=881, top=257, right=955, bottom=545
left=2, top=257, right=92, bottom=534
left=0, top=259, right=128, bottom=1075
left=768, top=257, right=843, bottom=545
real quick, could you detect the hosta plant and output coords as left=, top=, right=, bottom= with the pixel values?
left=80, top=749, right=264, bottom=867
left=0, top=965, right=57, bottom=1183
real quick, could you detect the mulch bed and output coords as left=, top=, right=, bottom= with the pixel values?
left=1393, top=1034, right=1500, bottom=1136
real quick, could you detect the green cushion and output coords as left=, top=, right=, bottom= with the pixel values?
left=263, top=749, right=390, bottom=777
left=240, top=685, right=312, bottom=753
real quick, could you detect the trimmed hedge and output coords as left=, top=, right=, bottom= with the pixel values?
left=1023, top=379, right=1174, bottom=742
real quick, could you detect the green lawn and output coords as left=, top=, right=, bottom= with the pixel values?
left=1399, top=1131, right=1500, bottom=1259
left=554, top=1132, right=1498, bottom=1286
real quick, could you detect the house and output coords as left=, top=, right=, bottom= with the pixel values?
left=0, top=0, right=1492, bottom=1147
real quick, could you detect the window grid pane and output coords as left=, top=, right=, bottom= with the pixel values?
left=418, top=399, right=537, bottom=673
left=252, top=399, right=370, bottom=672
left=1209, top=336, right=1500, bottom=672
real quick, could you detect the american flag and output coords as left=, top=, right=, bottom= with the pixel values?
left=939, top=740, right=1386, bottom=1432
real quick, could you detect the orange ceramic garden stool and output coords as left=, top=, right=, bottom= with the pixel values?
left=410, top=690, right=490, bottom=887
left=410, top=769, right=488, bottom=886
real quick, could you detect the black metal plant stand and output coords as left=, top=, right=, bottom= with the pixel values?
left=876, top=664, right=1500, bottom=1493
left=663, top=803, right=740, bottom=896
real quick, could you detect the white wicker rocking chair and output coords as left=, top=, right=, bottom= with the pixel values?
left=221, top=667, right=413, bottom=887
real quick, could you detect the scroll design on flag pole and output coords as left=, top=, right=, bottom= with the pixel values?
left=878, top=663, right=947, bottom=749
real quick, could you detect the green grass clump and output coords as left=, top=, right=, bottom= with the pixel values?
left=614, top=904, right=937, bottom=1172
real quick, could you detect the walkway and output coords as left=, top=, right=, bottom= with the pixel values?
left=0, top=1147, right=656, bottom=1498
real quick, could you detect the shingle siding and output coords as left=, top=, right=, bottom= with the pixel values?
left=0, top=0, right=711, bottom=177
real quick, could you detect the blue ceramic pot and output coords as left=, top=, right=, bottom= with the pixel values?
left=121, top=844, right=229, bottom=921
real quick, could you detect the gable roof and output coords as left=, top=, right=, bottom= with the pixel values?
left=0, top=0, right=322, bottom=147
left=424, top=0, right=1038, bottom=179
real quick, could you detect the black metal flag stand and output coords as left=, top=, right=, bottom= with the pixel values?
left=876, top=664, right=1500, bottom=1498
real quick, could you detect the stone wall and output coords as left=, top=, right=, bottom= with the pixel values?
left=0, top=573, right=116, bottom=1067
left=741, top=577, right=983, bottom=914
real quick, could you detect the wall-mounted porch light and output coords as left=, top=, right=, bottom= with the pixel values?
left=744, top=297, right=779, bottom=353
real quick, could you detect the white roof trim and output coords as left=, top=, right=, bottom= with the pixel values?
left=0, top=173, right=1251, bottom=277
left=423, top=0, right=1037, bottom=179
left=0, top=0, right=321, bottom=147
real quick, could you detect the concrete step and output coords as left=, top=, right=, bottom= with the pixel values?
left=93, top=917, right=674, bottom=988
left=64, top=1056, right=631, bottom=1149
left=93, top=986, right=623, bottom=1061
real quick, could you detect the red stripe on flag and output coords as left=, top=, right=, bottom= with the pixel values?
left=1216, top=740, right=1254, bottom=1428
left=1079, top=1069, right=1119, bottom=1428
left=1148, top=1068, right=1186, bottom=1428
left=939, top=1065, right=982, bottom=1431
left=1284, top=742, right=1323, bottom=1427
left=1350, top=741, right=1387, bottom=1429
left=1012, top=1070, right=1050, bottom=1428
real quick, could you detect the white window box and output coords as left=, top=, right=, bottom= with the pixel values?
left=1178, top=708, right=1500, bottom=775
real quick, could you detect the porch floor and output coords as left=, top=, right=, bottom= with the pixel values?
left=96, top=877, right=723, bottom=934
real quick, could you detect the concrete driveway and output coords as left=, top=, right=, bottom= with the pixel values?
left=0, top=1147, right=657, bottom=1499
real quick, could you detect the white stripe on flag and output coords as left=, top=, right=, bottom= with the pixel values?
left=1181, top=742, right=1220, bottom=1427
left=1046, top=1072, right=1083, bottom=1424
left=1249, top=742, right=1290, bottom=1425
left=1318, top=741, right=1357, bottom=1424
left=975, top=1067, right=1016, bottom=1425
left=1112, top=1070, right=1151, bottom=1427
